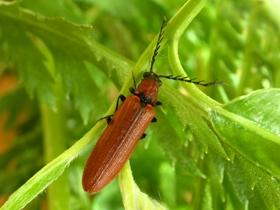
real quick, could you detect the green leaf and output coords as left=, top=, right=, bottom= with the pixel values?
left=0, top=1, right=131, bottom=122
left=212, top=89, right=280, bottom=209
left=214, top=89, right=280, bottom=178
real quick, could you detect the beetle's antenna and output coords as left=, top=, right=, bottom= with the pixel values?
left=149, top=18, right=167, bottom=73
left=158, top=75, right=223, bottom=86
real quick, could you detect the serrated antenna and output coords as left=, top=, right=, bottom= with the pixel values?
left=158, top=75, right=223, bottom=86
left=149, top=18, right=167, bottom=73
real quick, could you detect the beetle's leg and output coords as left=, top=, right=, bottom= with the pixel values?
left=140, top=133, right=147, bottom=139
left=156, top=101, right=162, bottom=106
left=96, top=114, right=113, bottom=124
left=115, top=94, right=126, bottom=112
left=129, top=87, right=136, bottom=95
left=96, top=94, right=126, bottom=125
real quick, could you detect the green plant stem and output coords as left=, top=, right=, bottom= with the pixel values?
left=168, top=31, right=221, bottom=109
left=40, top=85, right=70, bottom=210
left=118, top=163, right=168, bottom=210
left=168, top=0, right=206, bottom=39
left=166, top=0, right=222, bottom=110
left=35, top=32, right=71, bottom=210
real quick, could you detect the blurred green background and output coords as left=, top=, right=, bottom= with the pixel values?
left=0, top=0, right=280, bottom=210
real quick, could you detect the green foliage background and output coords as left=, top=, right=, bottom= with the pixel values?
left=0, top=0, right=280, bottom=210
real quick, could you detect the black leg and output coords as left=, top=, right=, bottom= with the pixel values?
left=120, top=95, right=126, bottom=102
left=96, top=114, right=113, bottom=124
left=156, top=101, right=162, bottom=106
left=115, top=94, right=126, bottom=112
left=129, top=87, right=135, bottom=95
left=96, top=94, right=126, bottom=125
left=140, top=133, right=147, bottom=139
left=106, top=116, right=112, bottom=124
left=152, top=117, right=157, bottom=123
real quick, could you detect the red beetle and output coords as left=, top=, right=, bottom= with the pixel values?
left=82, top=19, right=218, bottom=193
